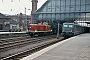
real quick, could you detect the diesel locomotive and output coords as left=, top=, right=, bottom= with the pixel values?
left=27, top=22, right=52, bottom=37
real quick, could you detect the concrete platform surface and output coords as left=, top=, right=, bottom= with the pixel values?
left=21, top=33, right=90, bottom=60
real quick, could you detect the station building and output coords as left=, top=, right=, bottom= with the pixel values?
left=31, top=0, right=90, bottom=27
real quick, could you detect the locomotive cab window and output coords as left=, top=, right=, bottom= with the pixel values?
left=69, top=25, right=73, bottom=28
left=64, top=25, right=68, bottom=27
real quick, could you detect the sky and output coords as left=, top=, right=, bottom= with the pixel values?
left=0, top=0, right=47, bottom=15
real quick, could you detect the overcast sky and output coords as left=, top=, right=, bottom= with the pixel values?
left=0, top=0, right=47, bottom=15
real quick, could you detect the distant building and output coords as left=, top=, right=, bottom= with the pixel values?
left=31, top=0, right=38, bottom=23
left=8, top=13, right=31, bottom=31
left=10, top=19, right=19, bottom=31
left=0, top=13, right=19, bottom=31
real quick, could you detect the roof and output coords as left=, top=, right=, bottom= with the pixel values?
left=35, top=1, right=50, bottom=12
left=0, top=13, right=10, bottom=19
left=31, top=0, right=38, bottom=2
left=0, top=13, right=19, bottom=25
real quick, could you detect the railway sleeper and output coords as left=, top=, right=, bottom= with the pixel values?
left=1, top=40, right=60, bottom=60
left=1, top=36, right=64, bottom=60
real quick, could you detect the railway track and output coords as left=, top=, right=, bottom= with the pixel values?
left=0, top=35, right=56, bottom=52
left=0, top=35, right=64, bottom=60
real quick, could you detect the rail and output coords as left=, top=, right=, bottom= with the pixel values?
left=1, top=37, right=64, bottom=60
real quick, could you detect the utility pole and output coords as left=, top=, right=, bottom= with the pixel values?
left=57, top=22, right=59, bottom=39
left=2, top=0, right=3, bottom=3
left=25, top=7, right=26, bottom=14
left=25, top=7, right=27, bottom=31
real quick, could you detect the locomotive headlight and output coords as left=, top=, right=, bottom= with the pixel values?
left=51, top=29, right=52, bottom=31
left=71, top=30, right=72, bottom=32
left=35, top=30, right=37, bottom=32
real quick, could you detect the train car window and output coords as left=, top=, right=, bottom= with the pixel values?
left=64, top=25, right=68, bottom=27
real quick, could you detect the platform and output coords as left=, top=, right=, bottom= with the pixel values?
left=21, top=33, right=90, bottom=60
